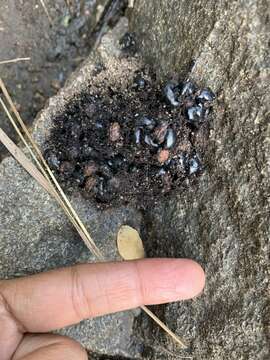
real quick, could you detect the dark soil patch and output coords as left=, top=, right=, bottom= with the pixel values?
left=45, top=68, right=215, bottom=209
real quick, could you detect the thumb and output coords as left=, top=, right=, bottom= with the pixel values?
left=13, top=334, right=87, bottom=360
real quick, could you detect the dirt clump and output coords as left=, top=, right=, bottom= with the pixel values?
left=45, top=69, right=215, bottom=208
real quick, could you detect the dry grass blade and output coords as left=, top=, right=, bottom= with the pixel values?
left=0, top=126, right=103, bottom=259
left=39, top=0, right=53, bottom=25
left=0, top=79, right=187, bottom=349
left=141, top=305, right=187, bottom=348
left=0, top=97, right=42, bottom=173
left=0, top=128, right=55, bottom=195
left=0, top=57, right=30, bottom=65
left=0, top=78, right=103, bottom=259
left=0, top=127, right=187, bottom=349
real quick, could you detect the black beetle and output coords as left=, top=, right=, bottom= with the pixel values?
left=186, top=106, right=204, bottom=124
left=144, top=134, right=159, bottom=148
left=164, top=83, right=180, bottom=106
left=197, top=88, right=215, bottom=102
left=188, top=155, right=202, bottom=175
left=164, top=128, right=176, bottom=149
left=181, top=81, right=196, bottom=96
left=134, top=128, right=142, bottom=145
left=138, top=116, right=156, bottom=130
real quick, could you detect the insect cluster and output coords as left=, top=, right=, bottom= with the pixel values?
left=45, top=72, right=215, bottom=207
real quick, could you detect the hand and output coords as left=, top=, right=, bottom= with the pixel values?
left=0, top=258, right=205, bottom=359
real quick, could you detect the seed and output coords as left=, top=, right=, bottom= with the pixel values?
left=164, top=128, right=176, bottom=149
left=109, top=122, right=121, bottom=142
left=85, top=176, right=97, bottom=192
left=157, top=149, right=170, bottom=164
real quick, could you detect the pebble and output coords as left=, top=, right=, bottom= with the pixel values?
left=157, top=149, right=170, bottom=164
left=109, top=122, right=121, bottom=142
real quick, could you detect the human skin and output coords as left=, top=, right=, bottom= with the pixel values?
left=0, top=258, right=205, bottom=359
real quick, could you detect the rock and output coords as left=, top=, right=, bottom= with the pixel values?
left=130, top=0, right=218, bottom=79
left=1, top=0, right=269, bottom=358
left=0, top=153, right=143, bottom=357
left=0, top=19, right=144, bottom=359
left=130, top=1, right=270, bottom=359
left=0, top=0, right=112, bottom=159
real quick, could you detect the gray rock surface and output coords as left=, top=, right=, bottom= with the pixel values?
left=1, top=0, right=269, bottom=359
left=130, top=1, right=270, bottom=359
left=0, top=0, right=112, bottom=159
left=0, top=19, right=144, bottom=359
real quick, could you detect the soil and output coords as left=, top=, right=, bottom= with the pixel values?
left=45, top=62, right=215, bottom=209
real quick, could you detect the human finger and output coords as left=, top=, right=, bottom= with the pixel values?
left=0, top=258, right=205, bottom=333
left=12, top=334, right=87, bottom=360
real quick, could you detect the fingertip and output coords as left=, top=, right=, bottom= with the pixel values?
left=174, top=259, right=206, bottom=300
left=137, top=258, right=205, bottom=305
